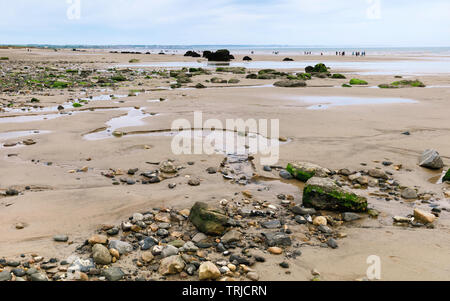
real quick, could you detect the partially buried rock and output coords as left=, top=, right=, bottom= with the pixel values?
left=303, top=177, right=368, bottom=212
left=198, top=262, right=221, bottom=280
left=103, top=267, right=124, bottom=281
left=221, top=229, right=242, bottom=244
left=286, top=162, right=330, bottom=182
left=189, top=202, right=230, bottom=235
left=401, top=188, right=417, bottom=200
left=53, top=235, right=68, bottom=242
left=419, top=149, right=444, bottom=169
left=159, top=255, right=185, bottom=276
left=414, top=208, right=436, bottom=224
left=274, top=80, right=306, bottom=88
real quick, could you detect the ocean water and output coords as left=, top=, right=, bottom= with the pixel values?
left=18, top=44, right=450, bottom=56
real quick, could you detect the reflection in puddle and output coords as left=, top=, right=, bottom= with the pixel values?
left=0, top=130, right=51, bottom=142
left=290, top=96, right=418, bottom=110
left=83, top=108, right=150, bottom=140
left=85, top=128, right=286, bottom=156
left=117, top=59, right=450, bottom=75
left=428, top=170, right=447, bottom=184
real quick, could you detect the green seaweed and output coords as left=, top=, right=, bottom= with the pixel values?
left=331, top=73, right=346, bottom=79
left=349, top=78, right=368, bottom=85
left=443, top=169, right=450, bottom=182
left=303, top=184, right=368, bottom=212
left=286, top=163, right=315, bottom=182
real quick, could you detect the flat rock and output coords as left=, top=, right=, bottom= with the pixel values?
left=108, top=240, right=133, bottom=255
left=414, top=208, right=436, bottom=224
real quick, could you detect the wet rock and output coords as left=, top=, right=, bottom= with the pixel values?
left=189, top=202, right=229, bottom=235
left=279, top=262, right=290, bottom=268
left=109, top=240, right=133, bottom=255
left=401, top=188, right=418, bottom=199
left=303, top=177, right=368, bottom=212
left=92, top=244, right=112, bottom=265
left=199, top=262, right=221, bottom=280
left=295, top=215, right=307, bottom=224
left=342, top=212, right=362, bottom=222
left=159, top=255, right=185, bottom=275
left=414, top=208, right=436, bottom=224
left=6, top=189, right=19, bottom=196
left=286, top=162, right=330, bottom=182
left=419, top=149, right=444, bottom=169
left=279, top=170, right=294, bottom=179
left=103, top=267, right=124, bottom=281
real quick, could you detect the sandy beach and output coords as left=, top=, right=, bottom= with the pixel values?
left=1, top=47, right=449, bottom=281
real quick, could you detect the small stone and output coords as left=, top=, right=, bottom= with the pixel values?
left=188, top=178, right=201, bottom=186
left=261, top=220, right=282, bottom=229
left=268, top=247, right=283, bottom=255
left=246, top=271, right=260, bottom=281
left=103, top=267, right=124, bottom=281
left=109, top=248, right=120, bottom=259
left=401, top=188, right=418, bottom=199
left=279, top=262, right=290, bottom=269
left=221, top=229, right=242, bottom=244
left=141, top=251, right=154, bottom=263
left=313, top=216, right=327, bottom=226
left=108, top=240, right=133, bottom=255
left=88, top=234, right=108, bottom=245
left=199, top=262, right=221, bottom=280
left=161, top=245, right=179, bottom=258
left=327, top=238, right=338, bottom=249
left=159, top=255, right=185, bottom=275
left=53, top=235, right=69, bottom=242
left=92, top=244, right=112, bottom=265
left=30, top=273, right=48, bottom=281
left=342, top=212, right=362, bottom=222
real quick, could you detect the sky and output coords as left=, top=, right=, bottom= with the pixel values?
left=0, top=0, right=449, bottom=46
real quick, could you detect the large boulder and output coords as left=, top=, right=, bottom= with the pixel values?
left=419, top=149, right=444, bottom=169
left=274, top=80, right=306, bottom=87
left=303, top=177, right=368, bottom=212
left=286, top=162, right=330, bottom=182
left=443, top=169, right=450, bottom=182
left=203, top=49, right=234, bottom=62
left=184, top=50, right=201, bottom=58
left=189, top=202, right=229, bottom=235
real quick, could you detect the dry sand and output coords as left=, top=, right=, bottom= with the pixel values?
left=0, top=48, right=449, bottom=281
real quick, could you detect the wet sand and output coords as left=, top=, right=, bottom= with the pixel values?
left=1, top=48, right=449, bottom=281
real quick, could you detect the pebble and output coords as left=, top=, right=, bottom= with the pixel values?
left=313, top=216, right=327, bottom=226
left=268, top=247, right=283, bottom=255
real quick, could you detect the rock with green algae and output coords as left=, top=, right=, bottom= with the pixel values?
left=303, top=177, right=368, bottom=212
left=349, top=78, right=368, bottom=85
left=189, top=202, right=230, bottom=235
left=286, top=162, right=330, bottom=182
left=443, top=169, right=450, bottom=182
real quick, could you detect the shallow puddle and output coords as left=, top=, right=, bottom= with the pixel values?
left=0, top=130, right=51, bottom=142
left=83, top=108, right=150, bottom=140
left=288, top=96, right=418, bottom=110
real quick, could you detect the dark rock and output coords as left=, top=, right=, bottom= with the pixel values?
left=291, top=205, right=316, bottom=216
left=204, top=49, right=234, bottom=62
left=139, top=237, right=158, bottom=250
left=279, top=262, right=290, bottom=268
left=262, top=232, right=292, bottom=247
left=327, top=238, right=338, bottom=249
left=342, top=212, right=362, bottom=222
left=279, top=170, right=293, bottom=179
left=261, top=220, right=282, bottom=229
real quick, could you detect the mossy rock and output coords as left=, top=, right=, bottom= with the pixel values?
left=349, top=78, right=368, bottom=85
left=129, top=59, right=140, bottom=63
left=211, top=77, right=227, bottom=84
left=246, top=73, right=258, bottom=79
left=390, top=79, right=425, bottom=88
left=331, top=74, right=346, bottom=79
left=195, top=83, right=206, bottom=89
left=274, top=80, right=306, bottom=88
left=228, top=78, right=240, bottom=84
left=443, top=169, right=450, bottom=182
left=72, top=103, right=82, bottom=108
left=0, top=57, right=9, bottom=60
left=297, top=73, right=312, bottom=80
left=378, top=84, right=398, bottom=89
left=305, top=63, right=329, bottom=73
left=189, top=202, right=229, bottom=235
left=30, top=98, right=40, bottom=103
left=342, top=84, right=352, bottom=88
left=52, top=81, right=69, bottom=89
left=286, top=162, right=330, bottom=182
left=111, top=75, right=127, bottom=82
left=303, top=177, right=368, bottom=212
